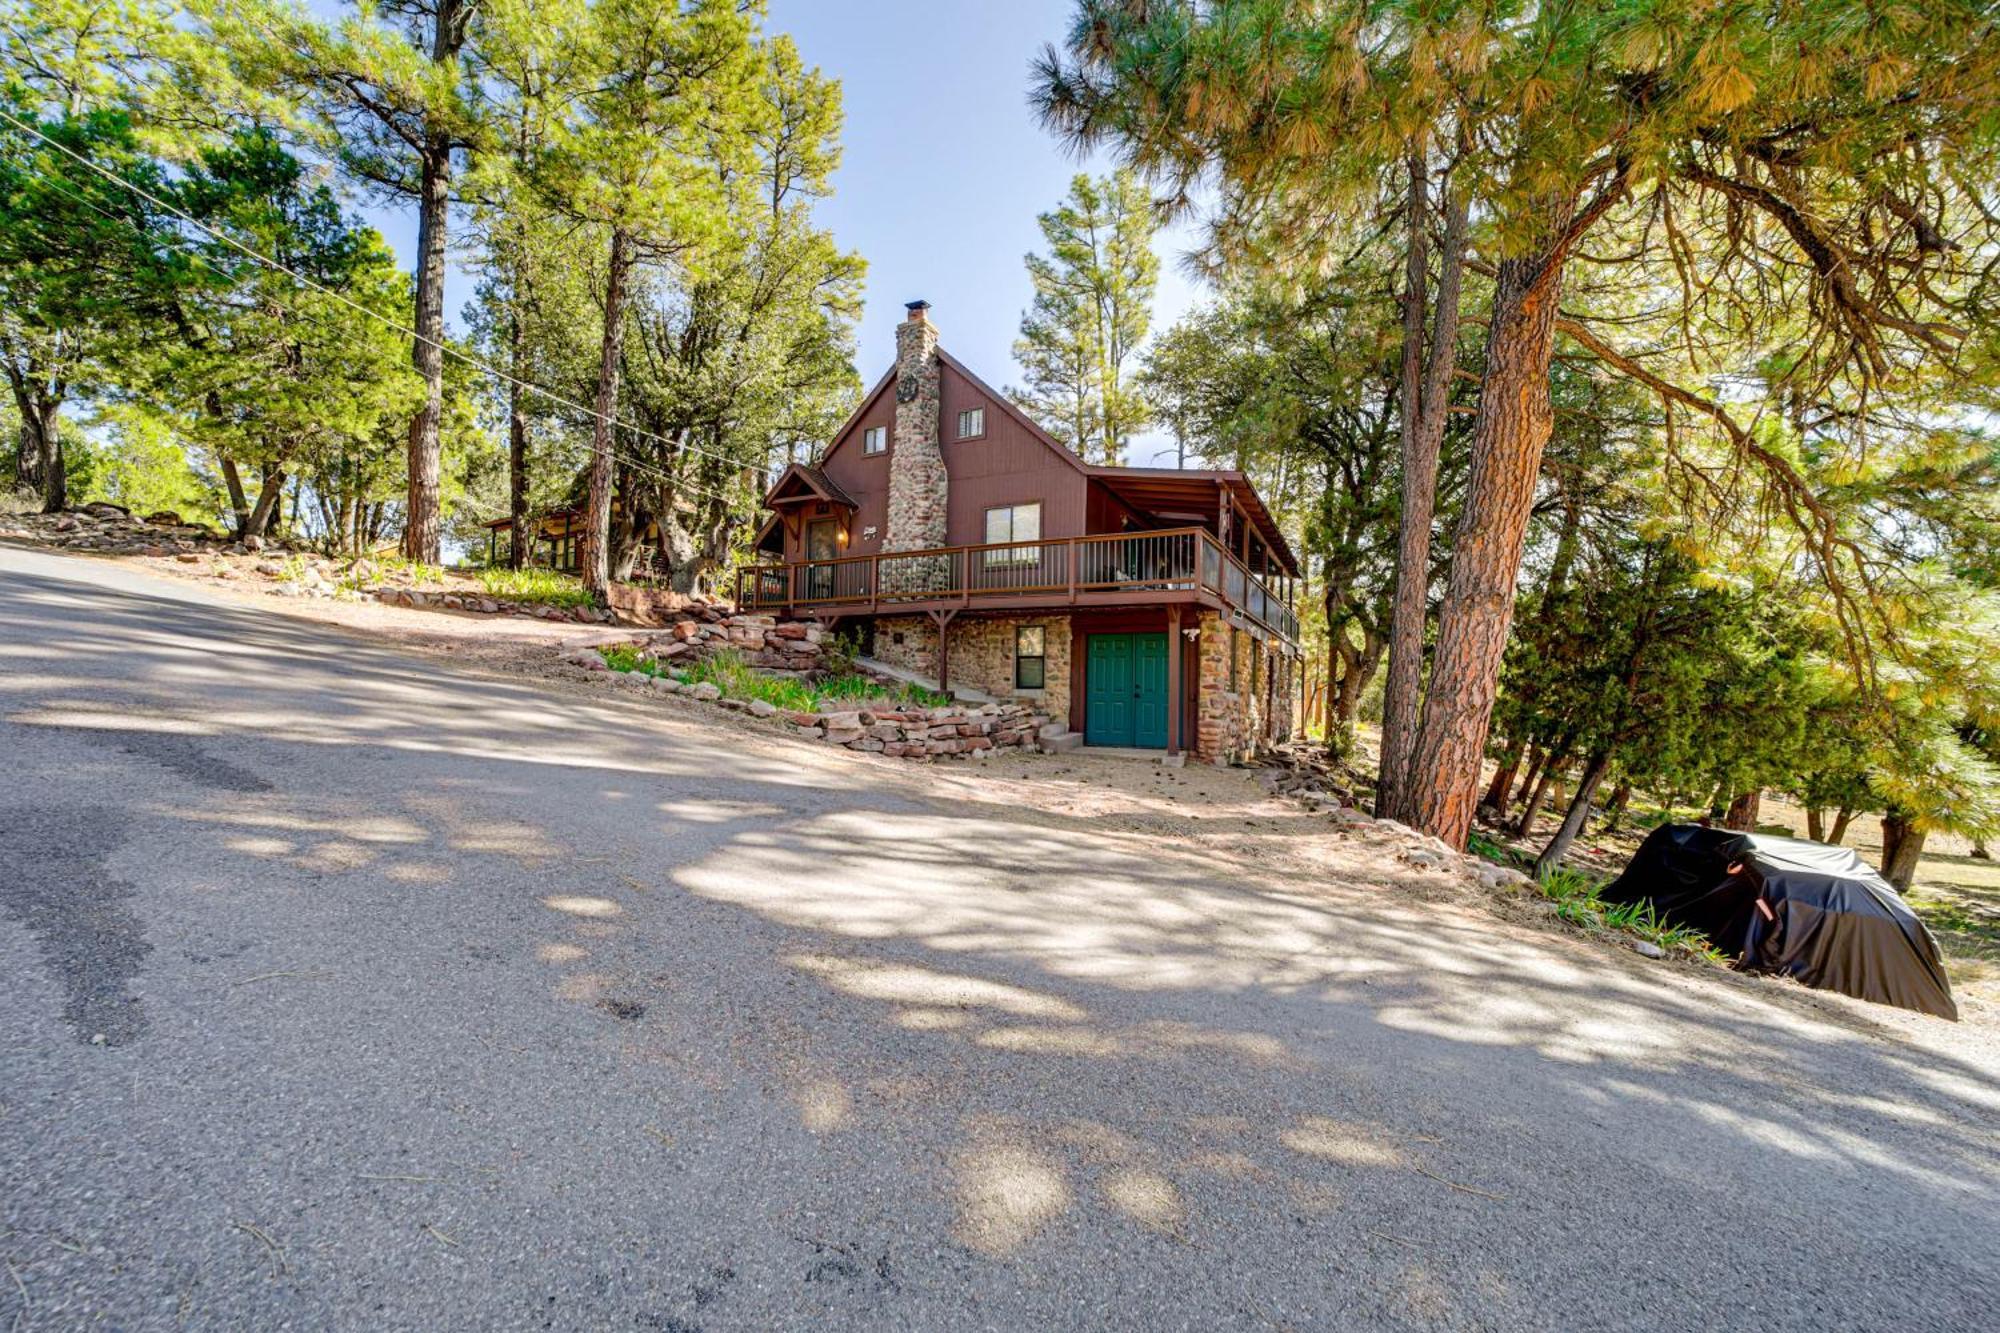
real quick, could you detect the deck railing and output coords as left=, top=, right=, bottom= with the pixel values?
left=738, top=526, right=1298, bottom=645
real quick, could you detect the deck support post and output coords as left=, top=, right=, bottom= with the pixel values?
left=1166, top=605, right=1183, bottom=757
left=927, top=608, right=959, bottom=694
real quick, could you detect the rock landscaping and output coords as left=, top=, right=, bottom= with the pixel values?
left=575, top=613, right=1056, bottom=762
left=1, top=502, right=243, bottom=558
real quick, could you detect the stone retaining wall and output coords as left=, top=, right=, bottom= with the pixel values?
left=571, top=612, right=1050, bottom=762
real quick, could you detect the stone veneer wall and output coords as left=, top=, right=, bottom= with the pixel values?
left=870, top=615, right=937, bottom=677
left=868, top=614, right=1072, bottom=728
left=944, top=615, right=1071, bottom=728
left=1194, top=611, right=1294, bottom=764
left=884, top=311, right=946, bottom=554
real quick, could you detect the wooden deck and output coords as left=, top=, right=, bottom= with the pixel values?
left=736, top=527, right=1301, bottom=647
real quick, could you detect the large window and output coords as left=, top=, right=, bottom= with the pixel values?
left=862, top=425, right=886, bottom=455
left=983, top=502, right=1041, bottom=567
left=1015, top=625, right=1046, bottom=690
left=957, top=406, right=985, bottom=439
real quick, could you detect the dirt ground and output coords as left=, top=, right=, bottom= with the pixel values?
left=14, top=536, right=1995, bottom=1040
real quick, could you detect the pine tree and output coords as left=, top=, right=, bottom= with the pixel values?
left=1036, top=0, right=2000, bottom=847
left=1009, top=169, right=1157, bottom=465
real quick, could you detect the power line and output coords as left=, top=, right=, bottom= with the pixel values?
left=0, top=103, right=777, bottom=497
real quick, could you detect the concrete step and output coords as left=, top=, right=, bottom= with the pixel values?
left=1039, top=730, right=1084, bottom=754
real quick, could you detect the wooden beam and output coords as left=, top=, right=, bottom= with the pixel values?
left=927, top=607, right=959, bottom=693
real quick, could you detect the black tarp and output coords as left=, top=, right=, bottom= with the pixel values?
left=1601, top=824, right=1958, bottom=1020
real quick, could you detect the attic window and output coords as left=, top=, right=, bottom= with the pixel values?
left=957, top=407, right=985, bottom=439
left=863, top=426, right=886, bottom=455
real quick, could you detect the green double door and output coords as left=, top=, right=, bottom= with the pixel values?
left=1085, top=632, right=1170, bottom=749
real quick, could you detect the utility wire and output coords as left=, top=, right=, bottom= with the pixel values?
left=0, top=103, right=776, bottom=500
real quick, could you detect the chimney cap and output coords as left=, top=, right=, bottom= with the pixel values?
left=904, top=300, right=931, bottom=319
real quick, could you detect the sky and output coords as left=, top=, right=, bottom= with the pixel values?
left=355, top=0, right=1206, bottom=467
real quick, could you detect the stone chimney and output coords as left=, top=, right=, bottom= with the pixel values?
left=885, top=300, right=946, bottom=553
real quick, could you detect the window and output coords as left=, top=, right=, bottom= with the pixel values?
left=957, top=406, right=985, bottom=439
left=983, top=502, right=1041, bottom=567
left=1015, top=626, right=1046, bottom=690
left=862, top=425, right=886, bottom=455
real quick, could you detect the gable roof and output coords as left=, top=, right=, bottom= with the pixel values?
left=764, top=461, right=858, bottom=509
left=795, top=334, right=1298, bottom=576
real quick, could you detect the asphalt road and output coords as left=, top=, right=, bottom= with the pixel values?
left=3, top=544, right=1997, bottom=1332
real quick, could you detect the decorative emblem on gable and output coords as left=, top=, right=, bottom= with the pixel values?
left=895, top=373, right=920, bottom=404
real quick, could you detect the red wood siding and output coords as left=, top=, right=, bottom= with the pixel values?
left=938, top=362, right=1089, bottom=543
left=784, top=376, right=893, bottom=562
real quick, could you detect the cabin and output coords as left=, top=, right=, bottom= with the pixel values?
left=482, top=503, right=664, bottom=576
left=739, top=301, right=1301, bottom=763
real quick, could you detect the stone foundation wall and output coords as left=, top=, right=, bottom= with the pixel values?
left=870, top=616, right=937, bottom=677
left=944, top=615, right=1071, bottom=728
left=1194, top=613, right=1295, bottom=764
left=864, top=614, right=1071, bottom=727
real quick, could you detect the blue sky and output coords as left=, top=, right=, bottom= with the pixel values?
left=356, top=0, right=1203, bottom=466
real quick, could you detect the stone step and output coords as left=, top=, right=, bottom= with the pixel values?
left=1039, top=730, right=1084, bottom=754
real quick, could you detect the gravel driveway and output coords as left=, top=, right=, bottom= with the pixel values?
left=3, top=544, right=1996, bottom=1331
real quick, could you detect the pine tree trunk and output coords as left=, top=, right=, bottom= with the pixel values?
left=507, top=306, right=529, bottom=570
left=1600, top=782, right=1631, bottom=832
left=581, top=226, right=632, bottom=599
left=1482, top=738, right=1524, bottom=817
left=1723, top=790, right=1760, bottom=832
left=1513, top=744, right=1547, bottom=810
left=1879, top=809, right=1926, bottom=892
left=1405, top=237, right=1571, bottom=850
left=6, top=359, right=63, bottom=511
left=1535, top=750, right=1611, bottom=879
left=10, top=393, right=64, bottom=513
left=1805, top=807, right=1825, bottom=842
left=402, top=128, right=451, bottom=565
left=242, top=463, right=285, bottom=539
left=1377, top=158, right=1468, bottom=822
left=1513, top=754, right=1563, bottom=839
left=398, top=0, right=470, bottom=566
left=1829, top=806, right=1854, bottom=845
left=219, top=457, right=251, bottom=538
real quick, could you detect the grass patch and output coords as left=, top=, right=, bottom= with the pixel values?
left=601, top=644, right=668, bottom=678
left=478, top=565, right=595, bottom=608
left=351, top=553, right=447, bottom=586
left=1466, top=831, right=1523, bottom=867
left=1536, top=864, right=1727, bottom=963
left=598, top=646, right=950, bottom=714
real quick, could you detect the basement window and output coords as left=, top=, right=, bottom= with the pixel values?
left=957, top=406, right=985, bottom=439
left=862, top=425, right=886, bottom=455
left=1015, top=625, right=1046, bottom=690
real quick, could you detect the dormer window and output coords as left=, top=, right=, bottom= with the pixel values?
left=862, top=425, right=886, bottom=455
left=957, top=407, right=985, bottom=439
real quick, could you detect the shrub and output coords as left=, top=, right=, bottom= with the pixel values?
left=480, top=566, right=595, bottom=608
left=819, top=628, right=861, bottom=675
